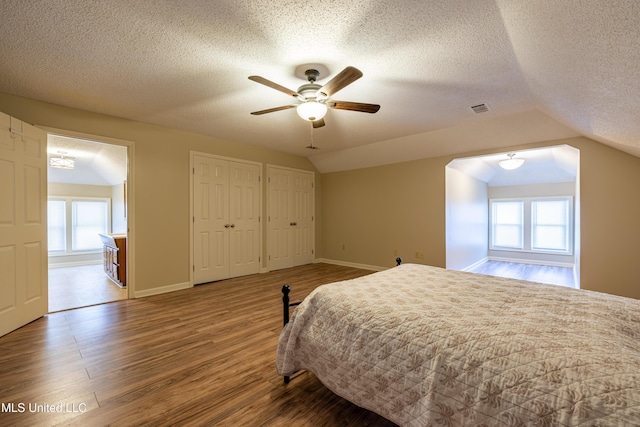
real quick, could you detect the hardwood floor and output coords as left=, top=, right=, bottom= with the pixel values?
left=468, top=260, right=576, bottom=288
left=48, top=264, right=127, bottom=312
left=0, top=263, right=396, bottom=427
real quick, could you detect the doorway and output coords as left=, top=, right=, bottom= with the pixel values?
left=47, top=134, right=129, bottom=311
left=445, top=145, right=581, bottom=288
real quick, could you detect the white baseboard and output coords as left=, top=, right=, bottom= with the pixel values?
left=48, top=260, right=102, bottom=269
left=134, top=281, right=192, bottom=298
left=314, top=258, right=387, bottom=272
left=488, top=256, right=574, bottom=268
left=461, top=257, right=489, bottom=272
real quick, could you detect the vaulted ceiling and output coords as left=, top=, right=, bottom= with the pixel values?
left=0, top=1, right=638, bottom=173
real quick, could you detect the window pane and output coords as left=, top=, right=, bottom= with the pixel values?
left=47, top=200, right=66, bottom=252
left=72, top=200, right=108, bottom=251
left=532, top=200, right=569, bottom=251
left=492, top=201, right=523, bottom=249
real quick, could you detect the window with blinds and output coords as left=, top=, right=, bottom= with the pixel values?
left=490, top=197, right=573, bottom=255
left=47, top=198, right=110, bottom=253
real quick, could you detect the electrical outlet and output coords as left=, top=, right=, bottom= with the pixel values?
left=415, top=251, right=424, bottom=259
left=393, top=249, right=398, bottom=257
left=342, top=244, right=346, bottom=250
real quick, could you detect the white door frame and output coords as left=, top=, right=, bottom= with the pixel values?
left=40, top=126, right=135, bottom=300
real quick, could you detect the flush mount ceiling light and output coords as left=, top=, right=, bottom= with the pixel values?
left=498, top=153, right=525, bottom=170
left=49, top=151, right=75, bottom=169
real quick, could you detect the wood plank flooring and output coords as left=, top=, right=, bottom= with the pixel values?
left=468, top=260, right=576, bottom=288
left=0, top=263, right=397, bottom=427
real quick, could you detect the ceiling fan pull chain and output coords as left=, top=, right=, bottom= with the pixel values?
left=306, top=125, right=318, bottom=150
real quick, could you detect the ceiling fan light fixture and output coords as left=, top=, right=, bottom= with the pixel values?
left=498, top=153, right=525, bottom=170
left=296, top=101, right=327, bottom=122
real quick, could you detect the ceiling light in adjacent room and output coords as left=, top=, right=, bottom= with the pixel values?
left=498, top=153, right=524, bottom=170
left=296, top=101, right=327, bottom=122
left=50, top=151, right=75, bottom=169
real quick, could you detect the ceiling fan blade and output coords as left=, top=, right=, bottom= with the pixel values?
left=250, top=105, right=296, bottom=115
left=248, top=76, right=300, bottom=98
left=312, top=118, right=325, bottom=128
left=328, top=100, right=380, bottom=113
left=318, top=66, right=363, bottom=98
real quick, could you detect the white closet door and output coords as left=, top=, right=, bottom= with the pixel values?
left=267, top=167, right=293, bottom=271
left=0, top=113, right=48, bottom=337
left=193, top=155, right=229, bottom=284
left=291, top=171, right=314, bottom=266
left=268, top=166, right=314, bottom=271
left=228, top=161, right=260, bottom=278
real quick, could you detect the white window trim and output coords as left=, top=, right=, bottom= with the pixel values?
left=489, top=196, right=574, bottom=256
left=490, top=200, right=524, bottom=250
left=531, top=197, right=573, bottom=254
left=48, top=196, right=112, bottom=255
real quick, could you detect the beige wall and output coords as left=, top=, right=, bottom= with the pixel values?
left=0, top=92, right=320, bottom=293
left=322, top=136, right=640, bottom=300
left=48, top=182, right=113, bottom=198
left=4, top=91, right=639, bottom=300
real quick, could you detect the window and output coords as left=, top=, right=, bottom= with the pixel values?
left=490, top=196, right=573, bottom=254
left=72, top=200, right=109, bottom=250
left=491, top=201, right=524, bottom=249
left=48, top=197, right=110, bottom=254
left=47, top=200, right=66, bottom=252
left=532, top=199, right=570, bottom=252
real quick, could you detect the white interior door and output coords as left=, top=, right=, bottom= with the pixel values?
left=0, top=113, right=48, bottom=337
left=228, top=161, right=260, bottom=278
left=193, top=155, right=229, bottom=284
left=291, top=171, right=314, bottom=265
left=268, top=167, right=292, bottom=270
left=268, top=166, right=314, bottom=271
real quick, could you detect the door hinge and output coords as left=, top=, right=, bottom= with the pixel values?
left=9, top=128, right=24, bottom=138
left=193, top=265, right=195, bottom=272
left=312, top=249, right=315, bottom=255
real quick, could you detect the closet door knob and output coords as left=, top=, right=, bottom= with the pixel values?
left=230, top=224, right=236, bottom=228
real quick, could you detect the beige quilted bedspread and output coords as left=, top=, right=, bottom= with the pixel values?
left=276, top=263, right=640, bottom=426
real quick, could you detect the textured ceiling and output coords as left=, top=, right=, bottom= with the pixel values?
left=0, top=1, right=638, bottom=173
left=48, top=135, right=127, bottom=186
left=448, top=145, right=579, bottom=187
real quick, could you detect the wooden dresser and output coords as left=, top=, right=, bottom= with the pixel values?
left=99, top=234, right=127, bottom=287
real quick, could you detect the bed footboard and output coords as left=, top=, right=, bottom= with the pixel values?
left=281, top=285, right=301, bottom=384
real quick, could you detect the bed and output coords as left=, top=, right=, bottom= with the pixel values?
left=276, top=263, right=640, bottom=426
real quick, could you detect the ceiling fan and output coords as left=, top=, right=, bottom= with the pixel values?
left=248, top=66, right=380, bottom=128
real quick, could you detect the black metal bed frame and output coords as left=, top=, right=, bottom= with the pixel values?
left=280, top=258, right=402, bottom=384
left=280, top=284, right=300, bottom=384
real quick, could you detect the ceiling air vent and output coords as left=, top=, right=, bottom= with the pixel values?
left=469, top=103, right=489, bottom=114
